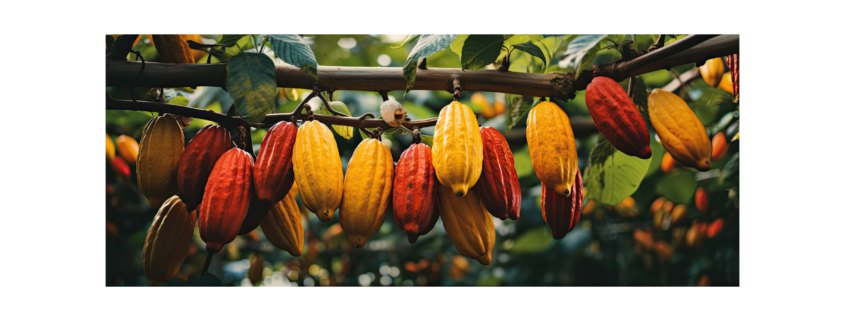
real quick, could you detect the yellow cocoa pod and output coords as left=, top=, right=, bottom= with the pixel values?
left=647, top=89, right=712, bottom=171
left=339, top=139, right=394, bottom=248
left=718, top=72, right=734, bottom=95
left=437, top=185, right=495, bottom=265
left=143, top=195, right=195, bottom=285
left=151, top=35, right=198, bottom=64
left=699, top=57, right=725, bottom=87
left=116, top=134, right=139, bottom=165
left=433, top=101, right=483, bottom=197
left=260, top=183, right=304, bottom=256
left=137, top=115, right=185, bottom=209
left=472, top=93, right=496, bottom=119
left=106, top=133, right=115, bottom=161
left=293, top=120, right=343, bottom=222
left=526, top=101, right=578, bottom=197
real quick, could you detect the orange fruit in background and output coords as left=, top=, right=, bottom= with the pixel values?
left=660, top=152, right=676, bottom=172
left=711, top=132, right=729, bottom=162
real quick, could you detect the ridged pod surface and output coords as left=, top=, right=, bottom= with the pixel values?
left=541, top=169, right=583, bottom=239
left=647, top=89, right=712, bottom=171
left=254, top=121, right=297, bottom=203
left=143, top=195, right=195, bottom=285
left=725, top=54, right=739, bottom=99
left=432, top=101, right=483, bottom=197
left=437, top=186, right=495, bottom=265
left=237, top=195, right=272, bottom=235
left=151, top=35, right=197, bottom=64
left=292, top=121, right=343, bottom=222
left=116, top=135, right=139, bottom=165
left=339, top=139, right=394, bottom=248
left=585, top=76, right=652, bottom=159
left=393, top=143, right=438, bottom=243
left=526, top=101, right=578, bottom=197
left=699, top=57, right=724, bottom=87
left=199, top=148, right=254, bottom=253
left=476, top=127, right=521, bottom=220
left=260, top=183, right=304, bottom=256
left=177, top=124, right=231, bottom=212
left=137, top=115, right=184, bottom=209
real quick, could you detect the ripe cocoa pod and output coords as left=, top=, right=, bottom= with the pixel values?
left=648, top=89, right=712, bottom=171
left=199, top=148, right=254, bottom=253
left=248, top=253, right=264, bottom=285
left=527, top=101, right=578, bottom=197
left=706, top=218, right=724, bottom=238
left=116, top=134, right=139, bottom=165
left=433, top=101, right=483, bottom=197
left=541, top=169, right=583, bottom=239
left=654, top=241, right=673, bottom=260
left=143, top=195, right=195, bottom=286
left=237, top=195, right=272, bottom=235
left=177, top=124, right=231, bottom=212
left=585, top=76, right=652, bottom=159
left=254, top=121, right=297, bottom=203
left=473, top=93, right=496, bottom=119
left=106, top=134, right=115, bottom=161
left=393, top=143, right=439, bottom=243
left=112, top=157, right=130, bottom=178
left=437, top=185, right=495, bottom=265
left=650, top=197, right=666, bottom=214
left=137, top=115, right=185, bottom=209
left=718, top=72, right=734, bottom=95
left=339, top=139, right=394, bottom=248
left=725, top=53, right=739, bottom=99
left=633, top=228, right=654, bottom=250
left=260, top=183, right=304, bottom=256
left=695, top=187, right=708, bottom=213
left=293, top=120, right=343, bottom=222
left=476, top=127, right=521, bottom=220
left=711, top=132, right=728, bottom=162
left=660, top=152, right=676, bottom=172
left=686, top=220, right=708, bottom=249
left=151, top=35, right=198, bottom=64
left=699, top=57, right=724, bottom=87
left=670, top=204, right=688, bottom=224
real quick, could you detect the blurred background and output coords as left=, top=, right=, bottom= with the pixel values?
left=106, top=34, right=739, bottom=286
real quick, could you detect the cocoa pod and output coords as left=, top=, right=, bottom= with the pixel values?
left=660, top=152, right=676, bottom=172
left=706, top=218, right=724, bottom=238
left=718, top=72, right=734, bottom=95
left=143, top=195, right=195, bottom=286
left=437, top=185, right=495, bottom=265
left=393, top=143, right=439, bottom=243
left=253, top=121, right=297, bottom=203
left=699, top=57, right=724, bottom=87
left=339, top=139, right=394, bottom=248
left=199, top=148, right=254, bottom=253
left=292, top=120, right=343, bottom=222
left=476, top=127, right=521, bottom=220
left=237, top=195, right=272, bottom=235
left=725, top=54, right=739, bottom=99
left=695, top=187, right=708, bottom=213
left=433, top=101, right=483, bottom=197
left=177, top=124, right=231, bottom=212
left=151, top=35, right=198, bottom=64
left=540, top=169, right=583, bottom=239
left=686, top=220, right=708, bottom=249
left=248, top=253, right=264, bottom=285
left=112, top=157, right=130, bottom=178
left=260, top=183, right=304, bottom=256
left=711, top=132, right=729, bottom=162
left=585, top=76, right=652, bottom=159
left=472, top=93, right=496, bottom=119
left=115, top=134, right=139, bottom=165
left=137, top=115, right=185, bottom=209
left=633, top=228, right=654, bottom=250
left=527, top=101, right=578, bottom=197
left=106, top=133, right=115, bottom=161
left=648, top=89, right=712, bottom=171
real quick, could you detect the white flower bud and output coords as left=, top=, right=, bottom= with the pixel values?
left=380, top=100, right=406, bottom=127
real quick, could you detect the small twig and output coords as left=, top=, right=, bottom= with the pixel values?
left=650, top=35, right=666, bottom=50
left=667, top=69, right=689, bottom=99
left=379, top=91, right=389, bottom=102
left=627, top=77, right=636, bottom=98
left=358, top=113, right=376, bottom=138
left=316, top=91, right=350, bottom=117
left=412, top=126, right=421, bottom=144
left=290, top=91, right=319, bottom=122
left=201, top=253, right=213, bottom=276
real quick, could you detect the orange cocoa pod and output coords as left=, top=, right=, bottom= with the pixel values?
left=177, top=124, right=231, bottom=212
left=292, top=120, right=343, bottom=222
left=699, top=57, right=724, bottom=87
left=670, top=204, right=688, bottom=224
left=473, top=93, right=496, bottom=119
left=527, top=101, right=578, bottom=197
left=151, top=35, right=197, bottom=64
left=253, top=121, right=297, bottom=203
left=260, top=183, right=304, bottom=256
left=686, top=220, right=708, bottom=249
left=661, top=151, right=676, bottom=172
left=115, top=134, right=139, bottom=165
left=143, top=195, right=195, bottom=285
left=248, top=253, right=264, bottom=285
left=106, top=133, right=116, bottom=162
left=650, top=197, right=666, bottom=214
left=585, top=76, right=652, bottom=159
left=706, top=218, right=724, bottom=238
left=339, top=139, right=394, bottom=248
left=718, top=72, right=734, bottom=95
left=633, top=228, right=654, bottom=250
left=711, top=132, right=729, bottom=162
left=648, top=89, right=712, bottom=171
left=432, top=101, right=483, bottom=197
left=541, top=169, right=583, bottom=239
left=137, top=115, right=184, bottom=210
left=654, top=241, right=673, bottom=260
left=438, top=185, right=495, bottom=265
left=725, top=54, right=739, bottom=99
left=695, top=187, right=709, bottom=213
left=393, top=143, right=439, bottom=243
left=476, top=127, right=521, bottom=220
left=199, top=148, right=254, bottom=253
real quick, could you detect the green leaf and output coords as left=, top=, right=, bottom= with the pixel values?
left=401, top=101, right=437, bottom=120
left=314, top=101, right=354, bottom=140
left=208, top=49, right=232, bottom=62
left=226, top=52, right=276, bottom=123
left=359, top=128, right=370, bottom=140
left=584, top=134, right=651, bottom=206
left=460, top=35, right=505, bottom=71
left=391, top=34, right=419, bottom=49
left=719, top=152, right=739, bottom=187
left=505, top=94, right=536, bottom=133
left=420, top=135, right=434, bottom=147
left=630, top=77, right=651, bottom=124
left=402, top=34, right=457, bottom=95
left=450, top=35, right=469, bottom=56
left=503, top=35, right=544, bottom=47
left=217, top=34, right=247, bottom=47
left=655, top=170, right=697, bottom=204
left=167, top=95, right=189, bottom=106
left=512, top=145, right=534, bottom=178
left=644, top=138, right=665, bottom=178
left=560, top=34, right=608, bottom=79
left=510, top=226, right=555, bottom=254
left=511, top=42, right=546, bottom=68
left=268, top=34, right=319, bottom=80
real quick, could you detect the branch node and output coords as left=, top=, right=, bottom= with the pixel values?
left=418, top=58, right=427, bottom=70
left=412, top=126, right=421, bottom=144
left=550, top=71, right=578, bottom=102
left=448, top=75, right=463, bottom=101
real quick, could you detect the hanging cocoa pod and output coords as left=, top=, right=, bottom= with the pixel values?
left=526, top=101, right=578, bottom=197
left=725, top=53, right=739, bottom=99
left=237, top=195, right=273, bottom=235
left=438, top=185, right=495, bottom=265
left=699, top=57, right=724, bottom=87
left=143, top=195, right=195, bottom=286
left=432, top=101, right=483, bottom=197
left=199, top=148, right=254, bottom=253
left=648, top=89, right=711, bottom=171
left=248, top=253, right=264, bottom=285
left=541, top=169, right=583, bottom=239
left=339, top=139, right=394, bottom=248
left=254, top=121, right=297, bottom=203
left=151, top=35, right=198, bottom=64
left=137, top=115, right=184, bottom=209
left=393, top=143, right=438, bottom=243
left=115, top=134, right=139, bottom=165
left=177, top=124, right=231, bottom=212
left=260, top=183, right=304, bottom=256
left=585, top=76, right=652, bottom=159
left=476, top=127, right=521, bottom=220
left=292, top=120, right=343, bottom=222
left=106, top=133, right=115, bottom=162
left=711, top=132, right=729, bottom=162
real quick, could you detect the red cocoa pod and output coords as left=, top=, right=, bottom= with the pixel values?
left=541, top=169, right=583, bottom=239
left=177, top=124, right=231, bottom=212
left=199, top=148, right=254, bottom=253
left=253, top=121, right=297, bottom=203
left=476, top=127, right=521, bottom=220
left=237, top=195, right=273, bottom=235
left=725, top=54, right=739, bottom=99
left=393, top=143, right=438, bottom=243
left=585, top=76, right=652, bottom=159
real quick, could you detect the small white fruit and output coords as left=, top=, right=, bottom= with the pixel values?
left=380, top=100, right=406, bottom=127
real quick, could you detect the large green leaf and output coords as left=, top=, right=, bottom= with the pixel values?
left=460, top=35, right=505, bottom=71
left=450, top=34, right=469, bottom=56
left=402, top=34, right=457, bottom=95
left=512, top=145, right=534, bottom=178
left=167, top=95, right=189, bottom=106
left=313, top=101, right=354, bottom=139
left=226, top=52, right=276, bottom=123
left=391, top=34, right=419, bottom=49
left=268, top=34, right=319, bottom=80
left=511, top=42, right=546, bottom=69
left=217, top=34, right=247, bottom=47
left=584, top=134, right=651, bottom=206
left=560, top=34, right=608, bottom=79
left=510, top=226, right=555, bottom=254
left=655, top=170, right=697, bottom=204
left=420, top=135, right=434, bottom=147
left=505, top=94, right=536, bottom=133
left=644, top=138, right=665, bottom=178
left=401, top=101, right=437, bottom=119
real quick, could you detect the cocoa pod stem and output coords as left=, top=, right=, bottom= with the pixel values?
left=201, top=253, right=213, bottom=276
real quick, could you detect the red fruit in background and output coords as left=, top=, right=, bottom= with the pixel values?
left=695, top=187, right=709, bottom=213
left=199, top=148, right=254, bottom=253
left=585, top=76, right=652, bottom=159
left=177, top=124, right=231, bottom=212
left=476, top=127, right=521, bottom=220
left=112, top=157, right=130, bottom=178
left=541, top=169, right=583, bottom=239
left=253, top=121, right=297, bottom=203
left=707, top=218, right=724, bottom=238
left=725, top=54, right=739, bottom=99
left=711, top=132, right=729, bottom=162
left=393, top=143, right=438, bottom=243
